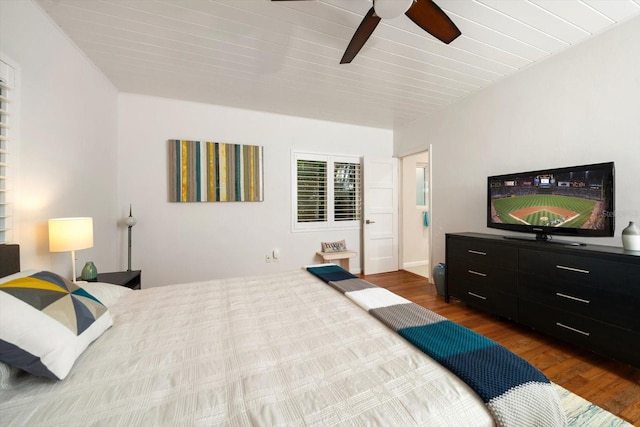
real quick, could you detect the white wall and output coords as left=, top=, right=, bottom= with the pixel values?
left=118, top=94, right=392, bottom=286
left=395, top=16, right=640, bottom=266
left=1, top=0, right=120, bottom=277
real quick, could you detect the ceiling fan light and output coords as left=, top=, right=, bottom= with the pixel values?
left=374, top=0, right=413, bottom=19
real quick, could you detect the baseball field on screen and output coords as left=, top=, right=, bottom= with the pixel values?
left=492, top=194, right=597, bottom=228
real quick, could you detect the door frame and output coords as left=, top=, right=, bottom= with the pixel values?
left=398, top=146, right=433, bottom=279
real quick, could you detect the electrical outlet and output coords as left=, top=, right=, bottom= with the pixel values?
left=265, top=255, right=272, bottom=263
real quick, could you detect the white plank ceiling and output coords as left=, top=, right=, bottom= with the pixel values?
left=35, top=0, right=640, bottom=129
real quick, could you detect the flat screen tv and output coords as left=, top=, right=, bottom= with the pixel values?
left=487, top=162, right=614, bottom=244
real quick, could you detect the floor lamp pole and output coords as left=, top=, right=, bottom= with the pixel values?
left=127, top=226, right=132, bottom=271
left=125, top=205, right=137, bottom=272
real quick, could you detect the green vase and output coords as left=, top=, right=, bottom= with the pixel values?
left=81, top=261, right=98, bottom=281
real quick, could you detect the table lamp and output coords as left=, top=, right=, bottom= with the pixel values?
left=48, top=217, right=94, bottom=282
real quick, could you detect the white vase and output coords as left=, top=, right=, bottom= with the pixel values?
left=621, top=221, right=640, bottom=251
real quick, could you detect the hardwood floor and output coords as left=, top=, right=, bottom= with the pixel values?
left=360, top=269, right=640, bottom=425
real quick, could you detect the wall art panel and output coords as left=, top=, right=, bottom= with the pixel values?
left=168, top=139, right=263, bottom=202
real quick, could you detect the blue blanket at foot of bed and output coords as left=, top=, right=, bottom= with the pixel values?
left=306, top=264, right=566, bottom=427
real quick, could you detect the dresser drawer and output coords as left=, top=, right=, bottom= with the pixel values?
left=453, top=284, right=518, bottom=320
left=448, top=260, right=517, bottom=294
left=519, top=249, right=640, bottom=290
left=446, top=235, right=519, bottom=319
left=447, top=236, right=518, bottom=267
left=520, top=299, right=640, bottom=367
left=519, top=272, right=639, bottom=330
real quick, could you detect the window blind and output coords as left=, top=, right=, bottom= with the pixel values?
left=297, top=159, right=327, bottom=223
left=0, top=69, right=12, bottom=244
left=334, top=162, right=361, bottom=221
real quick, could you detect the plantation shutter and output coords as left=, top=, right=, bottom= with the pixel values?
left=0, top=59, right=16, bottom=245
left=0, top=70, right=11, bottom=244
left=293, top=152, right=361, bottom=231
left=297, top=159, right=327, bottom=223
left=334, top=162, right=361, bottom=221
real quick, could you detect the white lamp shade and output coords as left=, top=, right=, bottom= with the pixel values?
left=374, top=0, right=413, bottom=19
left=48, top=217, right=94, bottom=252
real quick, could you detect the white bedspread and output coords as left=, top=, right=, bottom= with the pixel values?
left=0, top=269, right=494, bottom=426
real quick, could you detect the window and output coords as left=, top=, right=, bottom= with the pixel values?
left=0, top=59, right=15, bottom=244
left=293, top=152, right=361, bottom=231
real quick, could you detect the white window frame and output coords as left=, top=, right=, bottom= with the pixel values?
left=292, top=151, right=361, bottom=232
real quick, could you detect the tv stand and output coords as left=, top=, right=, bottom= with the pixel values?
left=503, top=234, right=586, bottom=247
left=445, top=232, right=640, bottom=368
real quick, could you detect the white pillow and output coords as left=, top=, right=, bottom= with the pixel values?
left=78, top=281, right=133, bottom=307
left=0, top=271, right=112, bottom=380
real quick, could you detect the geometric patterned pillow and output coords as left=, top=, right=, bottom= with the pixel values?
left=1, top=271, right=108, bottom=334
left=321, top=239, right=347, bottom=253
left=0, top=271, right=112, bottom=380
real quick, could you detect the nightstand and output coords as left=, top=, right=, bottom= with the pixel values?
left=81, top=270, right=142, bottom=290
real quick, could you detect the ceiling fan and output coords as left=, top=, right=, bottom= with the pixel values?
left=272, top=0, right=461, bottom=64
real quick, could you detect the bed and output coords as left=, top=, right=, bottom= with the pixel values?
left=0, top=244, right=565, bottom=426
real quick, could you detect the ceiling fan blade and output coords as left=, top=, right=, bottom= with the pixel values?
left=405, top=0, right=461, bottom=44
left=340, top=7, right=381, bottom=64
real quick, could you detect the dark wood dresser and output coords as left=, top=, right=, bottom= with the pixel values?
left=445, top=232, right=640, bottom=368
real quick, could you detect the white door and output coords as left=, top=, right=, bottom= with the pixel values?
left=363, top=157, right=399, bottom=274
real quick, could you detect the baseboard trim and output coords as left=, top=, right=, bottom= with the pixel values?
left=403, top=261, right=429, bottom=268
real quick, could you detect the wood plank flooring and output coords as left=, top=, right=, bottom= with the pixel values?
left=360, top=269, right=640, bottom=425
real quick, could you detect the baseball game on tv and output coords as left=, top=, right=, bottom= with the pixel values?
left=487, top=162, right=615, bottom=242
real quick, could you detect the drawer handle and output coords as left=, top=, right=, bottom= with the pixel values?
left=556, top=322, right=590, bottom=337
left=556, top=292, right=590, bottom=304
left=556, top=265, right=590, bottom=274
left=468, top=292, right=487, bottom=300
left=468, top=250, right=486, bottom=256
left=468, top=270, right=487, bottom=277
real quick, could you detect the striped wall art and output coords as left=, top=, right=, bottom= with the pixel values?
left=168, top=139, right=263, bottom=202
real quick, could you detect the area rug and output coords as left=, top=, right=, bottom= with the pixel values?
left=555, top=384, right=633, bottom=426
